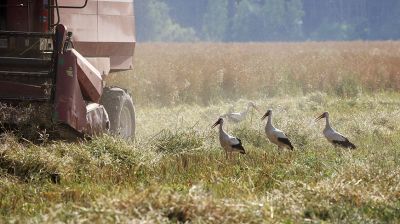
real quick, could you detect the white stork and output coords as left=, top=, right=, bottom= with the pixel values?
left=221, top=102, right=259, bottom=123
left=212, top=117, right=246, bottom=159
left=315, top=112, right=356, bottom=149
left=261, top=109, right=294, bottom=150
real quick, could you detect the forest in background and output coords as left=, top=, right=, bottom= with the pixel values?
left=135, top=0, right=400, bottom=42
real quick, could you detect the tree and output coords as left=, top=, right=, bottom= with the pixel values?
left=166, top=0, right=208, bottom=34
left=283, top=0, right=304, bottom=40
left=230, top=0, right=304, bottom=41
left=231, top=0, right=264, bottom=41
left=202, top=0, right=229, bottom=41
left=135, top=0, right=400, bottom=42
left=261, top=0, right=286, bottom=40
left=135, top=0, right=197, bottom=42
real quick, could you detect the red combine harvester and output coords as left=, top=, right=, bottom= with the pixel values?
left=0, top=0, right=136, bottom=139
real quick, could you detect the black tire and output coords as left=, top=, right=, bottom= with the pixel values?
left=100, top=87, right=135, bottom=139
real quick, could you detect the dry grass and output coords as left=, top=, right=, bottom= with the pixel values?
left=108, top=41, right=400, bottom=106
left=1, top=94, right=399, bottom=223
left=1, top=42, right=400, bottom=223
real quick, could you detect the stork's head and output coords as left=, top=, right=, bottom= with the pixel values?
left=212, top=117, right=224, bottom=128
left=261, top=109, right=272, bottom=120
left=315, top=111, right=329, bottom=121
left=248, top=101, right=260, bottom=112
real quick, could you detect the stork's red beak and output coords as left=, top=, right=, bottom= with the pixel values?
left=315, top=113, right=325, bottom=121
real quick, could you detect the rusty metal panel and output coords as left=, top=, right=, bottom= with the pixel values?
left=58, top=14, right=98, bottom=42
left=73, top=42, right=134, bottom=56
left=98, top=14, right=135, bottom=42
left=57, top=0, right=98, bottom=15
left=58, top=0, right=135, bottom=42
left=6, top=0, right=31, bottom=31
left=58, top=0, right=98, bottom=42
left=98, top=0, right=135, bottom=42
left=53, top=50, right=87, bottom=133
left=73, top=42, right=134, bottom=70
left=72, top=49, right=103, bottom=103
left=86, top=57, right=110, bottom=76
left=57, top=0, right=135, bottom=71
left=0, top=81, right=48, bottom=100
left=98, top=0, right=133, bottom=16
left=5, top=0, right=50, bottom=32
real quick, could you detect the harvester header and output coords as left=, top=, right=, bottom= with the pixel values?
left=0, top=0, right=137, bottom=139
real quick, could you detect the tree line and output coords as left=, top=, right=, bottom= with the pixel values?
left=135, top=0, right=400, bottom=42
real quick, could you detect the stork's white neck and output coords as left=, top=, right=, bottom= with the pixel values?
left=218, top=123, right=228, bottom=138
left=266, top=113, right=274, bottom=129
left=219, top=122, right=226, bottom=133
left=325, top=116, right=332, bottom=129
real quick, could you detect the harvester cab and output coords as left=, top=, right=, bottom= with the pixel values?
left=0, top=0, right=136, bottom=139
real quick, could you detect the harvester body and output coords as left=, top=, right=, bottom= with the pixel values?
left=0, top=0, right=136, bottom=138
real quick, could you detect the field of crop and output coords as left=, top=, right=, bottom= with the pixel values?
left=1, top=42, right=400, bottom=223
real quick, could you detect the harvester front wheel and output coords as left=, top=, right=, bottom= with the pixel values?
left=100, top=87, right=135, bottom=139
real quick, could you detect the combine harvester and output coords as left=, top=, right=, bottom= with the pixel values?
left=0, top=0, right=136, bottom=139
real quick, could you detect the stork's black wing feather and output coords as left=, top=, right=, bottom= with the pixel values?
left=231, top=138, right=246, bottom=154
left=332, top=139, right=356, bottom=149
left=277, top=137, right=294, bottom=150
